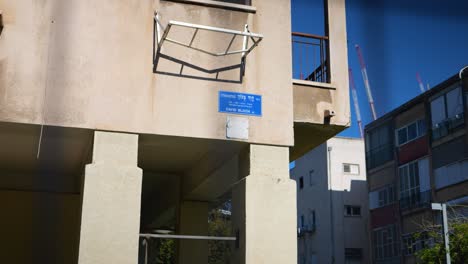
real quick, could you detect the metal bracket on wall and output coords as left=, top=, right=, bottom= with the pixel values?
left=153, top=12, right=263, bottom=83
left=0, top=11, right=4, bottom=36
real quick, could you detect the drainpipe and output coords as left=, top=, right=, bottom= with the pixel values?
left=459, top=66, right=468, bottom=145
left=327, top=146, right=336, bottom=264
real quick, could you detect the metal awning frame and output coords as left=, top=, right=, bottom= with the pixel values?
left=155, top=13, right=263, bottom=57
left=153, top=12, right=263, bottom=82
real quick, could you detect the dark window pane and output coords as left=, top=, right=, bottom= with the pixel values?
left=447, top=87, right=463, bottom=117
left=353, top=206, right=361, bottom=216
left=407, top=123, right=417, bottom=141
left=299, top=177, right=304, bottom=189
left=398, top=128, right=407, bottom=145
left=431, top=96, right=446, bottom=127
left=418, top=119, right=426, bottom=135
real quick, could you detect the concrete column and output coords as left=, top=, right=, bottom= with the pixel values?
left=177, top=201, right=209, bottom=264
left=231, top=145, right=297, bottom=264
left=78, top=131, right=142, bottom=264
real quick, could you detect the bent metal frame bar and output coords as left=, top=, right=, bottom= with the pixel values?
left=153, top=12, right=263, bottom=82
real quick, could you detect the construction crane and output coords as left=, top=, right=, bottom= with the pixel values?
left=349, top=68, right=364, bottom=138
left=355, top=44, right=377, bottom=121
left=416, top=72, right=426, bottom=93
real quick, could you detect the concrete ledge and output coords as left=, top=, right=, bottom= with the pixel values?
left=162, top=0, right=257, bottom=13
left=292, top=79, right=336, bottom=90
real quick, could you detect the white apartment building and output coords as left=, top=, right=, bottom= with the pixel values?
left=291, top=137, right=369, bottom=264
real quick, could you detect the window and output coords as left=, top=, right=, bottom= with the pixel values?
left=366, top=123, right=393, bottom=169
left=399, top=158, right=431, bottom=209
left=299, top=177, right=304, bottom=189
left=343, top=163, right=359, bottom=175
left=369, top=185, right=396, bottom=210
left=344, top=205, right=361, bottom=216
left=434, top=159, right=468, bottom=189
left=430, top=86, right=464, bottom=140
left=402, top=232, right=430, bottom=256
left=396, top=119, right=426, bottom=146
left=309, top=170, right=315, bottom=186
left=300, top=214, right=305, bottom=227
left=373, top=225, right=400, bottom=261
left=399, top=160, right=420, bottom=209
left=214, top=0, right=251, bottom=5
left=378, top=185, right=395, bottom=208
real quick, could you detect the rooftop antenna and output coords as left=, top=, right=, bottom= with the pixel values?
left=355, top=44, right=377, bottom=121
left=349, top=68, right=364, bottom=138
left=416, top=72, right=426, bottom=93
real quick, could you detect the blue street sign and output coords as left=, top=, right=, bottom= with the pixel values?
left=218, top=91, right=262, bottom=117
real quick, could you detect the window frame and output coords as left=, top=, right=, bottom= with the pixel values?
left=373, top=225, right=400, bottom=260
left=370, top=185, right=396, bottom=209
left=395, top=118, right=426, bottom=147
left=430, top=85, right=464, bottom=130
left=344, top=205, right=362, bottom=217
left=402, top=232, right=430, bottom=256
left=343, top=163, right=360, bottom=175
left=398, top=160, right=421, bottom=208
left=309, top=170, right=315, bottom=186
left=366, top=123, right=394, bottom=169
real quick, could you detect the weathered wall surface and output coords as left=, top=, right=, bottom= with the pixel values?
left=0, top=0, right=294, bottom=146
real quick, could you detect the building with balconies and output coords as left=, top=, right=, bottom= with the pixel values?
left=365, top=69, right=468, bottom=264
left=0, top=0, right=350, bottom=263
left=291, top=137, right=369, bottom=264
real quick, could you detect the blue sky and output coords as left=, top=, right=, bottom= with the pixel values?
left=291, top=0, right=468, bottom=138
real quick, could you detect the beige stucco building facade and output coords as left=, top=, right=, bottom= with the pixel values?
left=0, top=0, right=350, bottom=263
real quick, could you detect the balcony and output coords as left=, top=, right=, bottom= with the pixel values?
left=292, top=32, right=330, bottom=83
left=432, top=112, right=465, bottom=140
left=399, top=190, right=431, bottom=211
left=290, top=29, right=350, bottom=160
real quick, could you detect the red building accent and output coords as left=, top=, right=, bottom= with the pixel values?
left=398, top=136, right=428, bottom=164
left=371, top=204, right=399, bottom=228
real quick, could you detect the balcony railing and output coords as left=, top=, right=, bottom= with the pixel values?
left=292, top=32, right=330, bottom=83
left=399, top=190, right=431, bottom=211
left=432, top=112, right=465, bottom=140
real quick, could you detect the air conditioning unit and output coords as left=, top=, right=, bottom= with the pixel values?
left=297, top=225, right=316, bottom=237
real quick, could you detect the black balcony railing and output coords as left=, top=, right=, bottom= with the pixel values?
left=292, top=32, right=330, bottom=83
left=399, top=190, right=431, bottom=211
left=432, top=112, right=465, bottom=140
